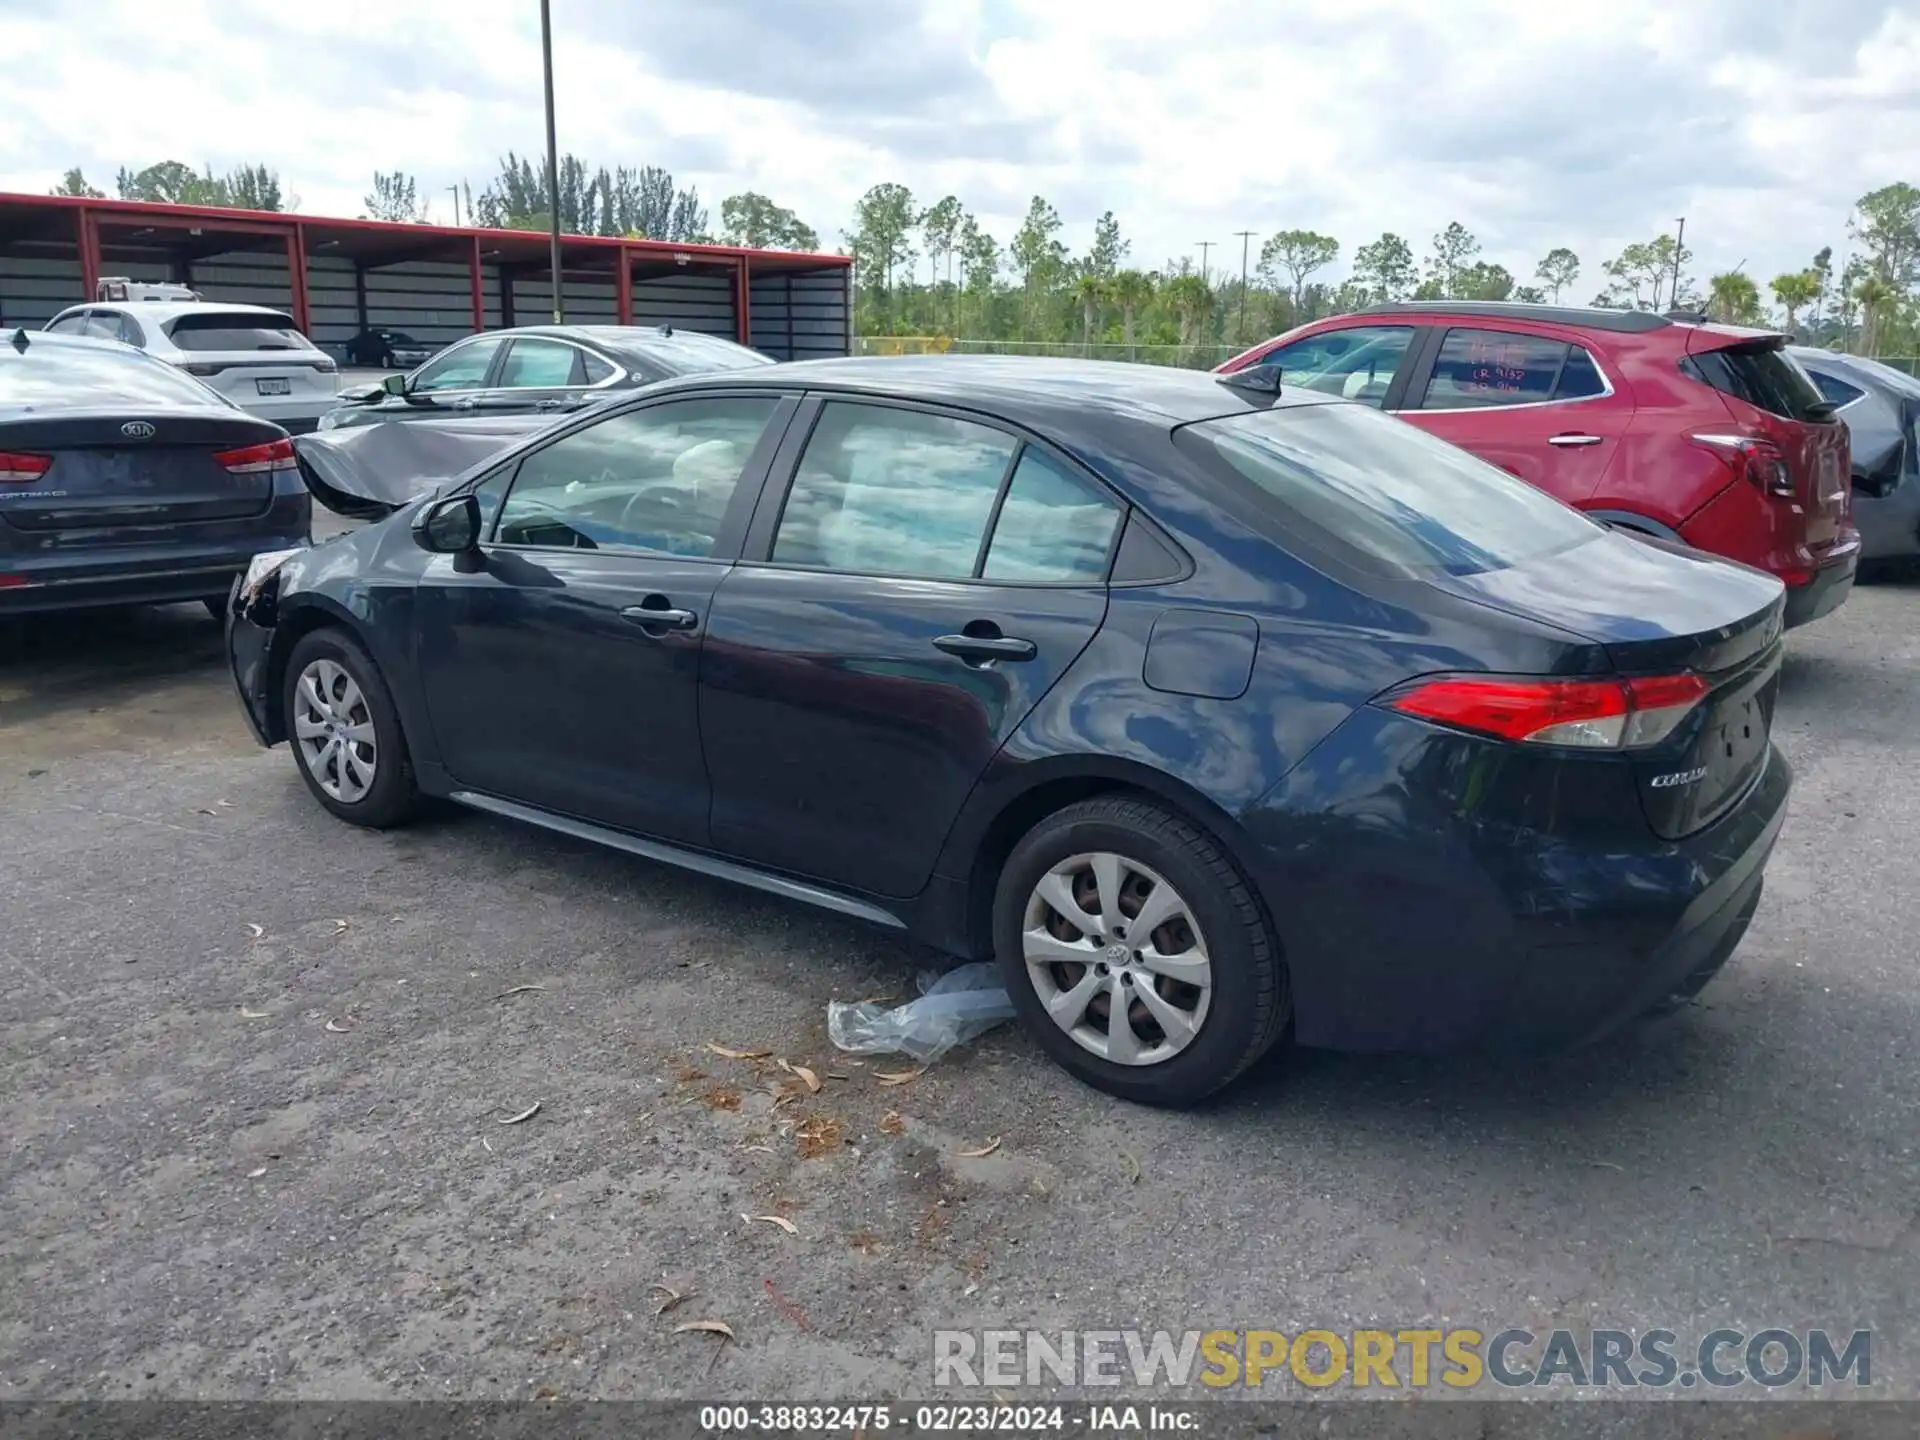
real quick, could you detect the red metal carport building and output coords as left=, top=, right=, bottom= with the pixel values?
left=0, top=193, right=852, bottom=362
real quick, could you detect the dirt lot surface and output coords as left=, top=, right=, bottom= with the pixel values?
left=3, top=557, right=1918, bottom=1405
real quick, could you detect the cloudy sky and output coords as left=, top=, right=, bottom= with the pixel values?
left=0, top=0, right=1914, bottom=295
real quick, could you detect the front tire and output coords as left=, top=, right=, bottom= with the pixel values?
left=282, top=628, right=420, bottom=828
left=992, top=796, right=1289, bottom=1107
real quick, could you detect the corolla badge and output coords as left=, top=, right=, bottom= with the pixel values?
left=1650, top=766, right=1711, bottom=789
left=120, top=421, right=156, bottom=440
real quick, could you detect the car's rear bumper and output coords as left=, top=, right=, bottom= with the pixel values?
left=1240, top=714, right=1793, bottom=1054
left=1782, top=544, right=1858, bottom=628
left=0, top=536, right=308, bottom=616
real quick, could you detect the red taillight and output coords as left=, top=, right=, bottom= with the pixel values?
left=213, top=437, right=296, bottom=474
left=0, top=450, right=52, bottom=483
left=1691, top=432, right=1796, bottom=498
left=1385, top=672, right=1711, bottom=750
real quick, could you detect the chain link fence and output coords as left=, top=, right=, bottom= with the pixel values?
left=852, top=336, right=1244, bottom=370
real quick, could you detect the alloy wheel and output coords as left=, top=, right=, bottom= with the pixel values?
left=1021, top=851, right=1213, bottom=1066
left=292, top=658, right=378, bottom=804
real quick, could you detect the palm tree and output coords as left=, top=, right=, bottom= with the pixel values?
left=1072, top=273, right=1107, bottom=355
left=1163, top=273, right=1214, bottom=353
left=1111, top=269, right=1155, bottom=358
left=1769, top=270, right=1820, bottom=334
left=1853, top=272, right=1900, bottom=357
left=1707, top=272, right=1761, bottom=326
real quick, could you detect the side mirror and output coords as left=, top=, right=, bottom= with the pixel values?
left=382, top=372, right=409, bottom=397
left=411, top=493, right=482, bottom=554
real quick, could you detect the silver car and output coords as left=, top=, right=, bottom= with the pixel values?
left=44, top=300, right=340, bottom=433
left=1791, top=346, right=1920, bottom=566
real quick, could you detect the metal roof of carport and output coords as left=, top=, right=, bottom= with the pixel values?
left=0, top=192, right=851, bottom=341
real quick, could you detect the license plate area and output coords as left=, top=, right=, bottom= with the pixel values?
left=255, top=377, right=292, bottom=396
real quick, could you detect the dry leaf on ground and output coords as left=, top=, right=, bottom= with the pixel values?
left=649, top=1284, right=692, bottom=1316
left=879, top=1111, right=906, bottom=1136
left=244, top=923, right=264, bottom=940
left=741, top=1213, right=799, bottom=1236
left=955, top=1138, right=1002, bottom=1159
left=777, top=1059, right=822, bottom=1093
left=324, top=1018, right=352, bottom=1033
left=795, top=1115, right=843, bottom=1158
left=674, top=1319, right=736, bottom=1340
left=238, top=1007, right=270, bottom=1020
left=706, top=1041, right=771, bottom=1060
left=875, top=1068, right=925, bottom=1087
left=493, top=984, right=545, bottom=1000
left=497, top=1102, right=542, bottom=1125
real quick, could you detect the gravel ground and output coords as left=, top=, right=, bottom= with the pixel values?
left=2, top=566, right=1918, bottom=1406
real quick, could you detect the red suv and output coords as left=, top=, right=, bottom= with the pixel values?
left=1218, top=303, right=1858, bottom=626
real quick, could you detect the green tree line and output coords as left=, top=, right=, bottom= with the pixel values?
left=52, top=159, right=1920, bottom=358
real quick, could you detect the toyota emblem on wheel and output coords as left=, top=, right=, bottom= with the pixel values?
left=120, top=421, right=156, bottom=440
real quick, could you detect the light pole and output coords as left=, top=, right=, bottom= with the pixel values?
left=1195, top=240, right=1213, bottom=283
left=1234, top=229, right=1255, bottom=342
left=1669, top=216, right=1686, bottom=312
left=540, top=0, right=565, bottom=322
left=448, top=186, right=462, bottom=227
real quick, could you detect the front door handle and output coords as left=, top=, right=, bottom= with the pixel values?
left=1548, top=433, right=1604, bottom=447
left=621, top=602, right=699, bottom=632
left=933, top=633, right=1036, bottom=664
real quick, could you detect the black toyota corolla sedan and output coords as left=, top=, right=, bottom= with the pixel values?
left=2, top=330, right=310, bottom=618
left=228, top=356, right=1791, bottom=1106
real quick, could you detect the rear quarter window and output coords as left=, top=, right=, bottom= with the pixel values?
left=165, top=312, right=313, bottom=353
left=1682, top=342, right=1827, bottom=422
left=1174, top=401, right=1602, bottom=578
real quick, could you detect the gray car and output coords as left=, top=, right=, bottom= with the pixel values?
left=1791, top=346, right=1920, bottom=567
left=0, top=330, right=310, bottom=617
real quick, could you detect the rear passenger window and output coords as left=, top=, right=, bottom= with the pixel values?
left=1680, top=343, right=1828, bottom=422
left=581, top=351, right=617, bottom=384
left=982, top=449, right=1121, bottom=582
left=773, top=403, right=1016, bottom=578
left=497, top=338, right=584, bottom=389
left=1418, top=330, right=1570, bottom=409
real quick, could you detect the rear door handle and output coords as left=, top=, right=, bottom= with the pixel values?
left=933, top=633, right=1036, bottom=664
left=621, top=603, right=699, bottom=631
left=1548, top=433, right=1604, bottom=447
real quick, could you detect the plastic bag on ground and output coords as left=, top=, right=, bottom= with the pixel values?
left=827, top=962, right=1016, bottom=1064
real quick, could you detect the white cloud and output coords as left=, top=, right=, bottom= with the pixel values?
left=0, top=0, right=1914, bottom=294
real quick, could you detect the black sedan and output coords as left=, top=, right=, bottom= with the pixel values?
left=318, top=323, right=772, bottom=431
left=228, top=356, right=1791, bottom=1106
left=1790, top=345, right=1920, bottom=568
left=342, top=327, right=437, bottom=368
left=1, top=329, right=309, bottom=617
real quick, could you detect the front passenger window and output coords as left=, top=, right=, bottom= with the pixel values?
left=493, top=396, right=780, bottom=555
left=412, top=336, right=505, bottom=393
left=1254, top=326, right=1414, bottom=408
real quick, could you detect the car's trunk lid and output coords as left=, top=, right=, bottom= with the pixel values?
left=1437, top=527, right=1786, bottom=839
left=0, top=410, right=282, bottom=534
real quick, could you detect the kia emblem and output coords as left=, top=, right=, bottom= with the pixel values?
left=121, top=421, right=156, bottom=440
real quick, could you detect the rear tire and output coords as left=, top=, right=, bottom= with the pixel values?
left=282, top=628, right=420, bottom=829
left=992, top=796, right=1289, bottom=1107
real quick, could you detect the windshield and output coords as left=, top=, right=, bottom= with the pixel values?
left=1176, top=401, right=1602, bottom=577
left=166, top=311, right=315, bottom=353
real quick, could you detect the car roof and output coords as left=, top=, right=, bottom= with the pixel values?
left=1354, top=301, right=1678, bottom=333
left=669, top=353, right=1336, bottom=426
left=82, top=301, right=296, bottom=321
left=1791, top=345, right=1920, bottom=395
